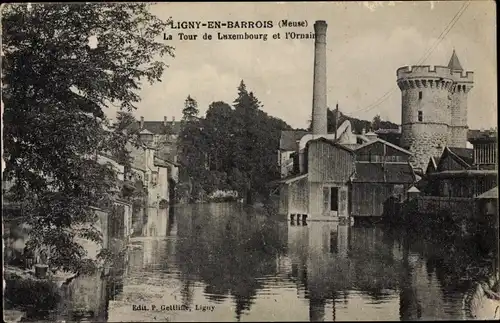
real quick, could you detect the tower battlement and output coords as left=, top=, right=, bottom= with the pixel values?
left=397, top=65, right=455, bottom=80
left=397, top=50, right=474, bottom=168
left=450, top=70, right=474, bottom=83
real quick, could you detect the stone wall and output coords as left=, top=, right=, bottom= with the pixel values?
left=401, top=123, right=448, bottom=170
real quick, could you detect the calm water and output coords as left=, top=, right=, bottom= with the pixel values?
left=59, top=202, right=494, bottom=322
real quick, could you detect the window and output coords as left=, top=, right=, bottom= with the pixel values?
left=419, top=91, right=423, bottom=100
left=418, top=111, right=423, bottom=122
left=330, top=187, right=339, bottom=211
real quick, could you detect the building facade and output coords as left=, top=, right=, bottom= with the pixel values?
left=350, top=139, right=415, bottom=217
left=423, top=131, right=497, bottom=199
left=397, top=50, right=474, bottom=170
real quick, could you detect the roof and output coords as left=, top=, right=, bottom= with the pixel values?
left=306, top=137, right=356, bottom=153
left=280, top=130, right=309, bottom=151
left=447, top=147, right=473, bottom=167
left=428, top=155, right=441, bottom=170
left=139, top=128, right=154, bottom=135
left=352, top=163, right=415, bottom=183
left=340, top=143, right=362, bottom=150
left=138, top=121, right=182, bottom=135
left=354, top=138, right=413, bottom=155
left=428, top=169, right=497, bottom=178
left=375, top=128, right=401, bottom=134
left=476, top=186, right=498, bottom=199
left=468, top=129, right=498, bottom=143
left=448, top=50, right=463, bottom=71
left=274, top=173, right=308, bottom=184
left=407, top=186, right=420, bottom=193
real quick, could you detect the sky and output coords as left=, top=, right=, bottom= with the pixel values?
left=114, top=1, right=497, bottom=130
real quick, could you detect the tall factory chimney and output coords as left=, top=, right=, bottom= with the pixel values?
left=312, top=20, right=328, bottom=135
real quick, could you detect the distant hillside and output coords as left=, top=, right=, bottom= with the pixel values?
left=307, top=108, right=399, bottom=134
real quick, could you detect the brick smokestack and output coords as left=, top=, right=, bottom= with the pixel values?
left=312, top=20, right=328, bottom=135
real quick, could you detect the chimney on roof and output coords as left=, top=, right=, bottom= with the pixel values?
left=172, top=116, right=176, bottom=122
left=164, top=116, right=167, bottom=126
left=312, top=20, right=328, bottom=135
left=140, top=116, right=144, bottom=129
left=361, top=128, right=366, bottom=135
left=398, top=125, right=402, bottom=133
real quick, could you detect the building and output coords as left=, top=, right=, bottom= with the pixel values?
left=413, top=130, right=497, bottom=217
left=423, top=131, right=497, bottom=199
left=279, top=130, right=309, bottom=178
left=374, top=127, right=402, bottom=146
left=278, top=20, right=416, bottom=221
left=350, top=138, right=415, bottom=217
left=397, top=50, right=474, bottom=170
left=137, top=116, right=181, bottom=183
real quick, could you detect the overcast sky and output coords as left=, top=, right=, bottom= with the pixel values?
left=118, top=1, right=496, bottom=130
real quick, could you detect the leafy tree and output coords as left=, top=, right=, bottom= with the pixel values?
left=371, top=114, right=382, bottom=131
left=2, top=3, right=173, bottom=272
left=178, top=96, right=207, bottom=201
left=176, top=81, right=291, bottom=203
left=107, top=111, right=142, bottom=168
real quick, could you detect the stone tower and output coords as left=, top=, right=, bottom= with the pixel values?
left=397, top=51, right=474, bottom=170
left=448, top=50, right=474, bottom=147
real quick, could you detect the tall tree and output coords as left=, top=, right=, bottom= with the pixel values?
left=371, top=114, right=382, bottom=131
left=178, top=95, right=207, bottom=201
left=2, top=3, right=173, bottom=272
left=182, top=95, right=200, bottom=122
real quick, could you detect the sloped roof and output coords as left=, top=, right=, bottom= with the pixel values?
left=138, top=121, right=182, bottom=135
left=352, top=163, right=415, bottom=183
left=448, top=50, right=463, bottom=71
left=407, top=186, right=420, bottom=193
left=375, top=128, right=401, bottom=134
left=468, top=129, right=498, bottom=143
left=354, top=138, right=413, bottom=155
left=340, top=143, right=362, bottom=150
left=476, top=186, right=497, bottom=199
left=277, top=173, right=308, bottom=184
left=280, top=130, right=309, bottom=151
left=427, top=155, right=441, bottom=171
left=306, top=137, right=356, bottom=153
left=447, top=147, right=473, bottom=166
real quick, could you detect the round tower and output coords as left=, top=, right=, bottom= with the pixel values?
left=397, top=65, right=454, bottom=170
left=447, top=50, right=474, bottom=147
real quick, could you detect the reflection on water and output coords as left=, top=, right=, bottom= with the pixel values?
left=59, top=203, right=494, bottom=322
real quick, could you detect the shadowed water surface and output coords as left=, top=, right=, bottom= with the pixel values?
left=58, top=203, right=494, bottom=322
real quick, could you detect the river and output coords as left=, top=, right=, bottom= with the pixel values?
left=56, top=202, right=496, bottom=322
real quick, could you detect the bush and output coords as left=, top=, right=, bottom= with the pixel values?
left=4, top=272, right=61, bottom=316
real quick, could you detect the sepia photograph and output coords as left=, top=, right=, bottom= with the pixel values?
left=1, top=1, right=498, bottom=322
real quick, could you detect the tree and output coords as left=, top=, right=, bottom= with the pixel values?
left=371, top=114, right=382, bottom=131
left=182, top=95, right=199, bottom=122
left=178, top=96, right=207, bottom=201
left=2, top=3, right=173, bottom=272
left=108, top=111, right=142, bottom=168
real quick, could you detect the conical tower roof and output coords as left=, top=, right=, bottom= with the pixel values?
left=447, top=49, right=463, bottom=71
